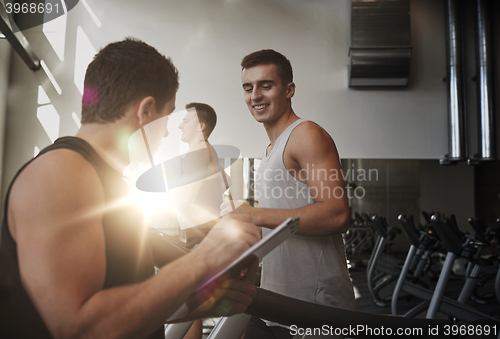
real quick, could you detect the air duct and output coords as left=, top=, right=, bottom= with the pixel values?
left=441, top=0, right=467, bottom=164
left=473, top=0, right=496, bottom=161
left=349, top=0, right=412, bottom=87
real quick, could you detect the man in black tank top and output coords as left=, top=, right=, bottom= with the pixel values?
left=2, top=39, right=261, bottom=339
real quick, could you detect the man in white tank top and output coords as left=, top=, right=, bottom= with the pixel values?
left=221, top=50, right=355, bottom=339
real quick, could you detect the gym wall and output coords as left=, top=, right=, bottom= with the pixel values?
left=0, top=0, right=497, bottom=217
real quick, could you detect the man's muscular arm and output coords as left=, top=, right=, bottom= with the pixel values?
left=9, top=150, right=260, bottom=339
left=222, top=122, right=349, bottom=236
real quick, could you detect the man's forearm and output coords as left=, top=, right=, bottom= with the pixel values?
left=52, top=250, right=210, bottom=339
left=252, top=202, right=349, bottom=236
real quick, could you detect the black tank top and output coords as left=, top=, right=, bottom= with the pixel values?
left=1, top=137, right=163, bottom=338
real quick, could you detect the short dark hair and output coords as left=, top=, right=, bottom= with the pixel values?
left=185, top=102, right=217, bottom=139
left=82, top=38, right=179, bottom=124
left=241, top=49, right=293, bottom=87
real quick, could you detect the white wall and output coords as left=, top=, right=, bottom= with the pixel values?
left=2, top=0, right=451, bottom=202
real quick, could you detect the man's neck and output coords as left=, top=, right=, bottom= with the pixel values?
left=76, top=122, right=133, bottom=172
left=187, top=136, right=208, bottom=150
left=263, top=109, right=300, bottom=149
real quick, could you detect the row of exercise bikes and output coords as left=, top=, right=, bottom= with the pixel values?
left=349, top=211, right=500, bottom=336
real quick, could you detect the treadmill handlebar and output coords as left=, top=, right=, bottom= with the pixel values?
left=246, top=288, right=459, bottom=338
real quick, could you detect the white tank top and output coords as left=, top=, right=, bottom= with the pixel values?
left=256, top=119, right=355, bottom=312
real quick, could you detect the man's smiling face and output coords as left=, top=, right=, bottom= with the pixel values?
left=242, top=64, right=293, bottom=124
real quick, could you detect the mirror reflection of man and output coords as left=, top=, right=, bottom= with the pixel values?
left=175, top=103, right=231, bottom=247
left=176, top=103, right=231, bottom=339
left=179, top=103, right=219, bottom=188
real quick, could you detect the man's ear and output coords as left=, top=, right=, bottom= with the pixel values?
left=199, top=122, right=206, bottom=132
left=137, top=96, right=156, bottom=126
left=285, top=82, right=295, bottom=99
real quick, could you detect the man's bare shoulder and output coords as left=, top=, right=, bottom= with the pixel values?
left=288, top=121, right=337, bottom=157
left=12, top=149, right=103, bottom=195
left=9, top=149, right=105, bottom=234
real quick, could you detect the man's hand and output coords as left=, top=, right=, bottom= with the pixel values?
left=205, top=259, right=259, bottom=317
left=180, top=216, right=260, bottom=320
left=194, top=214, right=261, bottom=272
left=179, top=258, right=259, bottom=321
left=220, top=200, right=253, bottom=217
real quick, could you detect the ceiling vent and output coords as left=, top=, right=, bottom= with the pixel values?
left=349, top=0, right=412, bottom=87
